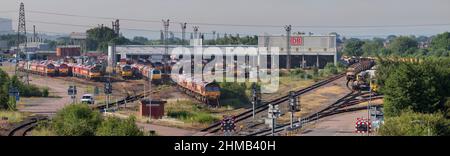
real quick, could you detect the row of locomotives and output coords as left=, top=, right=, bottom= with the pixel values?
left=133, top=64, right=162, bottom=84
left=71, top=64, right=103, bottom=81
left=117, top=64, right=134, bottom=79
left=346, top=59, right=376, bottom=90
left=173, top=74, right=221, bottom=106
left=27, top=61, right=56, bottom=76
left=54, top=63, right=70, bottom=76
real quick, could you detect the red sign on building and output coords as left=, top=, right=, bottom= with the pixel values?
left=290, top=36, right=303, bottom=46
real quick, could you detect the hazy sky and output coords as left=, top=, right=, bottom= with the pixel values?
left=0, top=0, right=449, bottom=39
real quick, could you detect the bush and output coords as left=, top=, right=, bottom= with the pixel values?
left=382, top=60, right=450, bottom=116
left=323, top=63, right=338, bottom=75
left=219, top=82, right=249, bottom=105
left=52, top=104, right=101, bottom=136
left=96, top=116, right=143, bottom=136
left=379, top=111, right=450, bottom=136
left=0, top=69, right=10, bottom=109
left=42, top=88, right=49, bottom=97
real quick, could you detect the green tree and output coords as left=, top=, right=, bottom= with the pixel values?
left=323, top=63, right=338, bottom=75
left=52, top=104, right=101, bottom=136
left=132, top=36, right=149, bottom=45
left=96, top=116, right=143, bottom=136
left=0, top=69, right=10, bottom=109
left=86, top=26, right=118, bottom=52
left=379, top=111, right=450, bottom=136
left=362, top=39, right=383, bottom=56
left=343, top=38, right=364, bottom=56
left=382, top=60, right=450, bottom=116
left=430, top=32, right=450, bottom=51
left=388, top=36, right=418, bottom=55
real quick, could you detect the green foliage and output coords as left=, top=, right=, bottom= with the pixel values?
left=323, top=63, right=338, bottom=75
left=380, top=58, right=450, bottom=117
left=167, top=110, right=219, bottom=124
left=96, top=116, right=143, bottom=136
left=86, top=26, right=134, bottom=51
left=132, top=36, right=149, bottom=45
left=379, top=111, right=450, bottom=136
left=9, top=75, right=47, bottom=97
left=0, top=34, right=25, bottom=48
left=42, top=87, right=49, bottom=97
left=204, top=35, right=258, bottom=45
left=343, top=38, right=364, bottom=56
left=52, top=104, right=102, bottom=136
left=430, top=32, right=450, bottom=51
left=362, top=39, right=383, bottom=56
left=0, top=69, right=9, bottom=109
left=219, top=82, right=249, bottom=105
left=388, top=36, right=418, bottom=55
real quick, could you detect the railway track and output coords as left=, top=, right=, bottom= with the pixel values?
left=94, top=90, right=153, bottom=110
left=247, top=91, right=383, bottom=136
left=201, top=73, right=346, bottom=133
left=7, top=116, right=48, bottom=136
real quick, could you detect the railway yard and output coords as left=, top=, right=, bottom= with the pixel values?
left=0, top=57, right=382, bottom=136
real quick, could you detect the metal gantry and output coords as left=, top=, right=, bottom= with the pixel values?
left=180, top=22, right=187, bottom=45
left=16, top=2, right=26, bottom=76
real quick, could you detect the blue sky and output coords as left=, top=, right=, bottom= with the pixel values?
left=0, top=0, right=449, bottom=39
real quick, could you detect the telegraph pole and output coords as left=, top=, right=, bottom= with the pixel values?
left=180, top=23, right=187, bottom=45
left=162, top=19, right=170, bottom=78
left=284, top=25, right=292, bottom=70
left=33, top=25, right=36, bottom=42
left=193, top=26, right=199, bottom=39
left=192, top=26, right=199, bottom=80
left=112, top=19, right=120, bottom=36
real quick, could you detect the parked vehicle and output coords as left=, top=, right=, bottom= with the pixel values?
left=80, top=94, right=95, bottom=104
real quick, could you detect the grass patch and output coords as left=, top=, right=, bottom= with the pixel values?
left=165, top=100, right=220, bottom=124
left=0, top=111, right=25, bottom=123
left=31, top=120, right=56, bottom=136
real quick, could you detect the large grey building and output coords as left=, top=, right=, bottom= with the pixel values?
left=0, top=18, right=13, bottom=35
left=258, top=34, right=337, bottom=68
left=109, top=34, right=337, bottom=69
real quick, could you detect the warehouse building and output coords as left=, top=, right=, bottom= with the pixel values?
left=258, top=34, right=337, bottom=69
left=108, top=34, right=337, bottom=69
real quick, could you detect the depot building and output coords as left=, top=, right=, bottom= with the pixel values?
left=108, top=34, right=337, bottom=69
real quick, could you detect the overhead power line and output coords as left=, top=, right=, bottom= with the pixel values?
left=22, top=9, right=450, bottom=29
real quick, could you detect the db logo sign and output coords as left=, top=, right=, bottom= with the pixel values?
left=290, top=37, right=303, bottom=46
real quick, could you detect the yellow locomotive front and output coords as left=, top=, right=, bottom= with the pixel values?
left=204, top=83, right=221, bottom=100
left=150, top=69, right=162, bottom=83
left=89, top=65, right=102, bottom=80
left=120, top=65, right=133, bottom=79
left=45, top=63, right=56, bottom=76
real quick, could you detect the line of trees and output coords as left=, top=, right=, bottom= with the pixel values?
left=342, top=32, right=450, bottom=57
left=376, top=58, right=450, bottom=136
left=0, top=69, right=49, bottom=110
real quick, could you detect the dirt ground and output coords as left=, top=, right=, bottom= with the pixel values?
left=278, top=77, right=350, bottom=122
